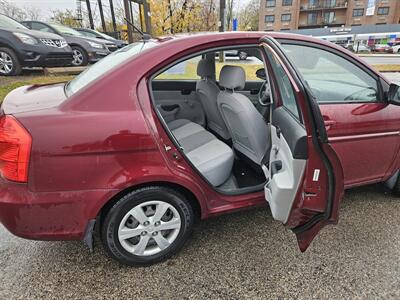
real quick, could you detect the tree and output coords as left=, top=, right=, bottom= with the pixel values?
left=226, top=0, right=235, bottom=31
left=49, top=9, right=82, bottom=27
left=0, top=0, right=27, bottom=21
left=238, top=0, right=259, bottom=31
left=148, top=0, right=218, bottom=36
left=0, top=0, right=42, bottom=21
left=25, top=6, right=41, bottom=21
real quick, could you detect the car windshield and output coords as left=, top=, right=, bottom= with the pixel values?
left=50, top=23, right=83, bottom=36
left=65, top=41, right=158, bottom=96
left=0, top=14, right=27, bottom=30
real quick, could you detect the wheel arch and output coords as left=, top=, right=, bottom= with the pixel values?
left=98, top=181, right=203, bottom=226
left=70, top=43, right=89, bottom=54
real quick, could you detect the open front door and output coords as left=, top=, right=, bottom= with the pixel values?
left=260, top=36, right=344, bottom=251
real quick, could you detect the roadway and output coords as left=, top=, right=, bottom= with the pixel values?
left=1, top=185, right=400, bottom=298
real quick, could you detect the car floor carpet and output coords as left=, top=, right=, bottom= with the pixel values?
left=232, top=158, right=266, bottom=188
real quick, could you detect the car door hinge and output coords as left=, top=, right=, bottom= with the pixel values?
left=164, top=145, right=172, bottom=152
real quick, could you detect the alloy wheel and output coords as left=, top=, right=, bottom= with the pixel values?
left=118, top=200, right=182, bottom=256
left=72, top=49, right=84, bottom=66
left=0, top=51, right=14, bottom=75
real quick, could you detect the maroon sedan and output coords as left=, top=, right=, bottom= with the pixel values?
left=1, top=32, right=400, bottom=266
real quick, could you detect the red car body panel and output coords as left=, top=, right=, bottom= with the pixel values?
left=0, top=32, right=396, bottom=242
left=320, top=103, right=400, bottom=188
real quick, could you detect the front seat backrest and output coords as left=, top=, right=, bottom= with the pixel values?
left=196, top=59, right=230, bottom=140
left=217, top=65, right=270, bottom=166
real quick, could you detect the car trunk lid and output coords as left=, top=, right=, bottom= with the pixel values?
left=1, top=83, right=67, bottom=115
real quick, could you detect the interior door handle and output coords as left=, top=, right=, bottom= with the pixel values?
left=270, top=160, right=282, bottom=179
left=276, top=126, right=281, bottom=138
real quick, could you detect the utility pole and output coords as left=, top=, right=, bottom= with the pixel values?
left=123, top=0, right=134, bottom=43
left=143, top=0, right=152, bottom=35
left=109, top=0, right=117, bottom=34
left=98, top=0, right=107, bottom=32
left=133, top=0, right=152, bottom=35
left=76, top=0, right=83, bottom=27
left=85, top=0, right=94, bottom=29
left=219, top=0, right=226, bottom=62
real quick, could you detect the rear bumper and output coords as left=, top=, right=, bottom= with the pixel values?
left=0, top=178, right=115, bottom=241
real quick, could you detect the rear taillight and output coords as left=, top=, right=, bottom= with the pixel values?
left=0, top=116, right=32, bottom=182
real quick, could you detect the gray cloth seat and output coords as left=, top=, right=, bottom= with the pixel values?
left=217, top=65, right=270, bottom=166
left=196, top=59, right=230, bottom=140
left=167, top=119, right=234, bottom=186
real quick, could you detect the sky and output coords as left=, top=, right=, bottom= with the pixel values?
left=12, top=0, right=75, bottom=14
left=10, top=0, right=252, bottom=15
left=10, top=0, right=251, bottom=23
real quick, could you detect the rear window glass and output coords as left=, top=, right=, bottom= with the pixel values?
left=65, top=42, right=158, bottom=96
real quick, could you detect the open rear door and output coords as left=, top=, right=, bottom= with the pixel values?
left=260, top=36, right=344, bottom=251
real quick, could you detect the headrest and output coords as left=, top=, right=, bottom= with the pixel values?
left=197, top=59, right=215, bottom=78
left=219, top=65, right=245, bottom=90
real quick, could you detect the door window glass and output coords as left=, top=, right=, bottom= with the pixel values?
left=155, top=56, right=201, bottom=80
left=216, top=49, right=264, bottom=81
left=282, top=44, right=378, bottom=103
left=264, top=47, right=300, bottom=120
left=31, top=22, right=53, bottom=33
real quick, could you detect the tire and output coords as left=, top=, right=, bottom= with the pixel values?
left=71, top=46, right=89, bottom=66
left=392, top=174, right=400, bottom=196
left=101, top=186, right=194, bottom=266
left=0, top=47, right=22, bottom=76
left=239, top=51, right=247, bottom=60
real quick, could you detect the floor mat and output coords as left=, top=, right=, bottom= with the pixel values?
left=232, top=158, right=266, bottom=188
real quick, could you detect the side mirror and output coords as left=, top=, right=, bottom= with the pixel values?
left=388, top=83, right=400, bottom=105
left=256, top=68, right=266, bottom=80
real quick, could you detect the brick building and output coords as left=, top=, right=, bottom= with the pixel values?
left=258, top=0, right=400, bottom=31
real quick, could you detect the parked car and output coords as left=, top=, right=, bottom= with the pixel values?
left=0, top=14, right=72, bottom=76
left=392, top=42, right=400, bottom=53
left=21, top=21, right=114, bottom=66
left=371, top=43, right=393, bottom=53
left=74, top=28, right=127, bottom=49
left=347, top=43, right=371, bottom=53
left=1, top=32, right=400, bottom=266
left=215, top=49, right=248, bottom=60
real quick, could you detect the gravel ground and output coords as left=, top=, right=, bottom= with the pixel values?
left=1, top=184, right=400, bottom=299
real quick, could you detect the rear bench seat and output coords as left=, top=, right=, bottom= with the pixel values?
left=167, top=119, right=234, bottom=186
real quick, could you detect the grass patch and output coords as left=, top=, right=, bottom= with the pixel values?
left=156, top=61, right=264, bottom=81
left=372, top=65, right=400, bottom=72
left=0, top=75, right=73, bottom=102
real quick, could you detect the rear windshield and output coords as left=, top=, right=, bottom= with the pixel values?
left=65, top=41, right=158, bottom=96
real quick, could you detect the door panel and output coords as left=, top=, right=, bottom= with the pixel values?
left=320, top=103, right=400, bottom=187
left=265, top=108, right=307, bottom=223
left=260, top=35, right=344, bottom=252
left=152, top=80, right=205, bottom=126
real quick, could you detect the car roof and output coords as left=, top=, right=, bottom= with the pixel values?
left=150, top=31, right=346, bottom=53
